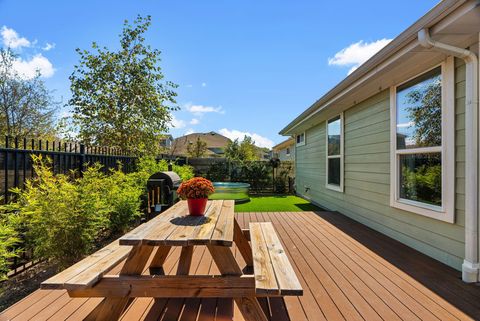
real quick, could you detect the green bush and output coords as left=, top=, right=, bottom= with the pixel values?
left=0, top=155, right=194, bottom=275
left=0, top=216, right=20, bottom=280
left=0, top=156, right=146, bottom=269
left=135, top=157, right=194, bottom=183
left=104, top=168, right=143, bottom=234
left=3, top=157, right=110, bottom=268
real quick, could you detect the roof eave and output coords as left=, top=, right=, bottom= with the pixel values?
left=279, top=0, right=467, bottom=136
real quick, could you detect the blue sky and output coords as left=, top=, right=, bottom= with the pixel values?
left=0, top=0, right=438, bottom=148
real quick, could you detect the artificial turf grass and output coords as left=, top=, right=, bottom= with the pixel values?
left=234, top=195, right=320, bottom=212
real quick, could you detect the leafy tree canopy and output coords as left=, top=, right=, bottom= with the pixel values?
left=225, top=135, right=259, bottom=162
left=68, top=15, right=178, bottom=155
left=187, top=137, right=207, bottom=158
left=0, top=49, right=57, bottom=141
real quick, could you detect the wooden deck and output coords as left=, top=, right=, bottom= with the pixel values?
left=2, top=210, right=480, bottom=321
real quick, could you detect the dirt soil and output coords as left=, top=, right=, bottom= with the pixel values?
left=0, top=261, right=59, bottom=311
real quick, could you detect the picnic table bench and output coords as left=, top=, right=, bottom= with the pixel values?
left=41, top=200, right=302, bottom=321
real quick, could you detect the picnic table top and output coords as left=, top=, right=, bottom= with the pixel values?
left=119, top=200, right=235, bottom=247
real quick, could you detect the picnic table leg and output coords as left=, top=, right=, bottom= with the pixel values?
left=234, top=218, right=254, bottom=267
left=177, top=245, right=194, bottom=275
left=208, top=245, right=268, bottom=321
left=88, top=244, right=154, bottom=321
left=149, top=245, right=171, bottom=275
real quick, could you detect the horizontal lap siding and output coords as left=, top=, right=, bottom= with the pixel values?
left=295, top=59, right=466, bottom=270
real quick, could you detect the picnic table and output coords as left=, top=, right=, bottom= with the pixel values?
left=41, top=200, right=302, bottom=321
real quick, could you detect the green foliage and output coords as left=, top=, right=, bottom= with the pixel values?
left=0, top=155, right=146, bottom=269
left=401, top=163, right=441, bottom=206
left=3, top=157, right=110, bottom=267
left=206, top=162, right=229, bottom=182
left=187, top=137, right=207, bottom=158
left=405, top=73, right=441, bottom=147
left=0, top=49, right=57, bottom=139
left=135, top=157, right=194, bottom=182
left=68, top=15, right=178, bottom=155
left=0, top=216, right=20, bottom=280
left=0, top=155, right=195, bottom=276
left=225, top=136, right=259, bottom=162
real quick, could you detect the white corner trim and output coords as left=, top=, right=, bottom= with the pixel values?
left=389, top=58, right=455, bottom=223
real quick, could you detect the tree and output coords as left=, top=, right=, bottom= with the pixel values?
left=68, top=15, right=178, bottom=155
left=0, top=49, right=57, bottom=140
left=225, top=135, right=258, bottom=162
left=406, top=77, right=441, bottom=147
left=187, top=137, right=207, bottom=158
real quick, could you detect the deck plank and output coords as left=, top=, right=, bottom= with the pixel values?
left=1, top=210, right=480, bottom=321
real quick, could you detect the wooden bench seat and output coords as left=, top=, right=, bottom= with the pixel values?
left=41, top=238, right=132, bottom=290
left=250, top=222, right=303, bottom=296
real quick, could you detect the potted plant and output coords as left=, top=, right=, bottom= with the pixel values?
left=177, top=177, right=215, bottom=216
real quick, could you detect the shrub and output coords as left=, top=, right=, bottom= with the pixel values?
left=2, top=157, right=108, bottom=267
left=134, top=157, right=194, bottom=185
left=206, top=162, right=229, bottom=182
left=0, top=156, right=145, bottom=268
left=0, top=216, right=20, bottom=280
left=104, top=168, right=143, bottom=233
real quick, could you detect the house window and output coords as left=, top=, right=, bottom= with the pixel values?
left=296, top=132, right=305, bottom=146
left=390, top=58, right=454, bottom=222
left=286, top=147, right=290, bottom=156
left=326, top=114, right=343, bottom=192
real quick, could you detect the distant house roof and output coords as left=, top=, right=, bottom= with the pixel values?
left=171, top=132, right=231, bottom=157
left=272, top=138, right=294, bottom=152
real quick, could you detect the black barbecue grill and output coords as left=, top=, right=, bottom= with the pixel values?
left=146, top=171, right=182, bottom=216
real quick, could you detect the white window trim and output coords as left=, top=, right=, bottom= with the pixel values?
left=326, top=113, right=344, bottom=192
left=296, top=132, right=306, bottom=147
left=389, top=57, right=455, bottom=223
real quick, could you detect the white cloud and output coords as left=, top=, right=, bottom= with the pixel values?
left=1, top=26, right=31, bottom=49
left=184, top=103, right=225, bottom=115
left=397, top=121, right=414, bottom=128
left=201, top=82, right=207, bottom=87
left=328, top=38, right=392, bottom=75
left=169, top=115, right=186, bottom=129
left=190, top=118, right=200, bottom=125
left=42, top=42, right=55, bottom=51
left=219, top=128, right=274, bottom=149
left=185, top=128, right=195, bottom=135
left=12, top=54, right=55, bottom=79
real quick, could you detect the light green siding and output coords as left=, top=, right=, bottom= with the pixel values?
left=295, top=59, right=466, bottom=270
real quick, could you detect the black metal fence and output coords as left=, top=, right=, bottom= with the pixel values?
left=0, top=136, right=139, bottom=277
left=0, top=136, right=138, bottom=202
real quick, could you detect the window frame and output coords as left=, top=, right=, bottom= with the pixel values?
left=325, top=113, right=344, bottom=192
left=296, top=132, right=306, bottom=147
left=389, top=57, right=455, bottom=223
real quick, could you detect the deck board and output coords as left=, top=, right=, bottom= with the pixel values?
left=1, top=210, right=480, bottom=321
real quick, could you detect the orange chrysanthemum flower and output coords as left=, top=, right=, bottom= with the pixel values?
left=177, top=177, right=215, bottom=199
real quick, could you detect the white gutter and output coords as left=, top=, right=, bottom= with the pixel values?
left=418, top=28, right=479, bottom=283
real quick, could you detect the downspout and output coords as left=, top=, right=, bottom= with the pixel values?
left=418, top=28, right=479, bottom=282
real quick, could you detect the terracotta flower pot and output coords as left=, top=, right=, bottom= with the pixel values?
left=187, top=198, right=208, bottom=216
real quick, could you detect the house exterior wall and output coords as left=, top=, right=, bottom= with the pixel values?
left=295, top=58, right=466, bottom=270
left=275, top=145, right=295, bottom=161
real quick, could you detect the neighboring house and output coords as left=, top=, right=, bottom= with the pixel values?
left=171, top=132, right=231, bottom=157
left=272, top=138, right=295, bottom=161
left=280, top=0, right=480, bottom=283
left=159, top=134, right=174, bottom=150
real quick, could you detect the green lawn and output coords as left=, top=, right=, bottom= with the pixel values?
left=234, top=195, right=320, bottom=212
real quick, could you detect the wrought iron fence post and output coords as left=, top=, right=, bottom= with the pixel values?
left=79, top=144, right=86, bottom=176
